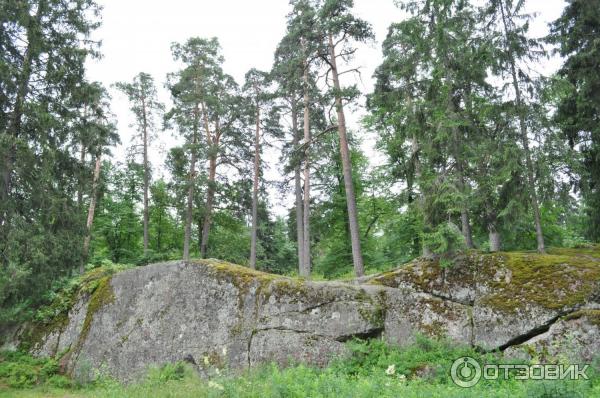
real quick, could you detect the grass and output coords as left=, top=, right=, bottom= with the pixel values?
left=2, top=337, right=599, bottom=398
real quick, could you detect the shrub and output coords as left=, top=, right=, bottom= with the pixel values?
left=0, top=351, right=60, bottom=388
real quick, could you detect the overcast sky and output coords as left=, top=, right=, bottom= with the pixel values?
left=86, top=0, right=566, bottom=216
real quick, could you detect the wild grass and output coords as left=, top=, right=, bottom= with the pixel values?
left=2, top=336, right=599, bottom=397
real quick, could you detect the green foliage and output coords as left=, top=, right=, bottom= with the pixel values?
left=145, top=362, right=187, bottom=384
left=422, top=222, right=466, bottom=266
left=91, top=161, right=144, bottom=264
left=2, top=338, right=599, bottom=397
left=549, top=0, right=600, bottom=242
left=0, top=351, right=61, bottom=389
left=0, top=0, right=118, bottom=326
left=31, top=260, right=133, bottom=326
left=331, top=335, right=475, bottom=380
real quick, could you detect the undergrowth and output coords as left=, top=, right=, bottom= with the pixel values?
left=1, top=336, right=599, bottom=397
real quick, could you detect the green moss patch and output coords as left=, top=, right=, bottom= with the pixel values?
left=562, top=309, right=600, bottom=327
left=66, top=275, right=116, bottom=365
left=479, top=248, right=600, bottom=314
left=367, top=259, right=443, bottom=289
left=78, top=276, right=115, bottom=347
left=192, top=259, right=280, bottom=298
left=20, top=264, right=126, bottom=352
left=366, top=246, right=600, bottom=316
left=367, top=253, right=478, bottom=293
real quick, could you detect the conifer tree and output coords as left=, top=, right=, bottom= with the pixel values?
left=549, top=0, right=600, bottom=242
left=317, top=0, right=374, bottom=276
left=116, top=73, right=164, bottom=256
left=485, top=0, right=547, bottom=253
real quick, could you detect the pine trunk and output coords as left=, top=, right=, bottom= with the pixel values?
left=81, top=154, right=102, bottom=273
left=141, top=96, right=150, bottom=255
left=292, top=100, right=304, bottom=272
left=301, top=58, right=311, bottom=278
left=249, top=102, right=260, bottom=269
left=183, top=108, right=199, bottom=261
left=200, top=105, right=217, bottom=259
left=327, top=33, right=365, bottom=277
left=489, top=228, right=501, bottom=252
left=200, top=158, right=216, bottom=259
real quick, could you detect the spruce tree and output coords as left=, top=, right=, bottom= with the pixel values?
left=549, top=0, right=600, bottom=242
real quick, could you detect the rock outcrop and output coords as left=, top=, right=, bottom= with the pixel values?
left=11, top=246, right=600, bottom=382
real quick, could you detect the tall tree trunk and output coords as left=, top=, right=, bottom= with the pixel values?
left=200, top=114, right=219, bottom=259
left=249, top=101, right=260, bottom=269
left=156, top=209, right=163, bottom=253
left=197, top=220, right=202, bottom=257
left=489, top=229, right=501, bottom=252
left=408, top=131, right=422, bottom=255
left=77, top=144, right=86, bottom=207
left=81, top=154, right=102, bottom=273
left=291, top=99, right=304, bottom=272
left=456, top=153, right=474, bottom=248
left=460, top=206, right=474, bottom=248
left=183, top=108, right=199, bottom=261
left=500, top=1, right=545, bottom=253
left=200, top=156, right=216, bottom=258
left=301, top=58, right=311, bottom=278
left=141, top=95, right=150, bottom=255
left=327, top=33, right=365, bottom=277
left=488, top=213, right=501, bottom=252
left=447, top=80, right=474, bottom=249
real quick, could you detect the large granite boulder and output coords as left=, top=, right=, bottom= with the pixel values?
left=368, top=247, right=600, bottom=350
left=9, top=246, right=600, bottom=382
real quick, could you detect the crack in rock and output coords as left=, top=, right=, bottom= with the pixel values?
left=493, top=308, right=583, bottom=352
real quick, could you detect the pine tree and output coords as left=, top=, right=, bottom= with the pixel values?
left=243, top=69, right=273, bottom=269
left=168, top=37, right=249, bottom=260
left=272, top=32, right=305, bottom=273
left=76, top=82, right=118, bottom=270
left=115, top=73, right=164, bottom=256
left=317, top=0, right=374, bottom=276
left=167, top=38, right=220, bottom=260
left=280, top=0, right=322, bottom=277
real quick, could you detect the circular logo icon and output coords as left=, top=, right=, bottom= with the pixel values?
left=451, top=356, right=482, bottom=388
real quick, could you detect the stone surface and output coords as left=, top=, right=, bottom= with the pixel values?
left=369, top=248, right=600, bottom=351
left=15, top=246, right=600, bottom=382
left=503, top=310, right=600, bottom=363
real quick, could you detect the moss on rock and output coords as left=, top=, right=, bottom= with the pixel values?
left=72, top=276, right=115, bottom=356
left=562, top=309, right=600, bottom=327
left=367, top=253, right=477, bottom=296
left=479, top=249, right=600, bottom=313
left=200, top=259, right=280, bottom=287
left=20, top=265, right=124, bottom=352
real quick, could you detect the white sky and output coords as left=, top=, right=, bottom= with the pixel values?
left=86, top=0, right=566, bottom=217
